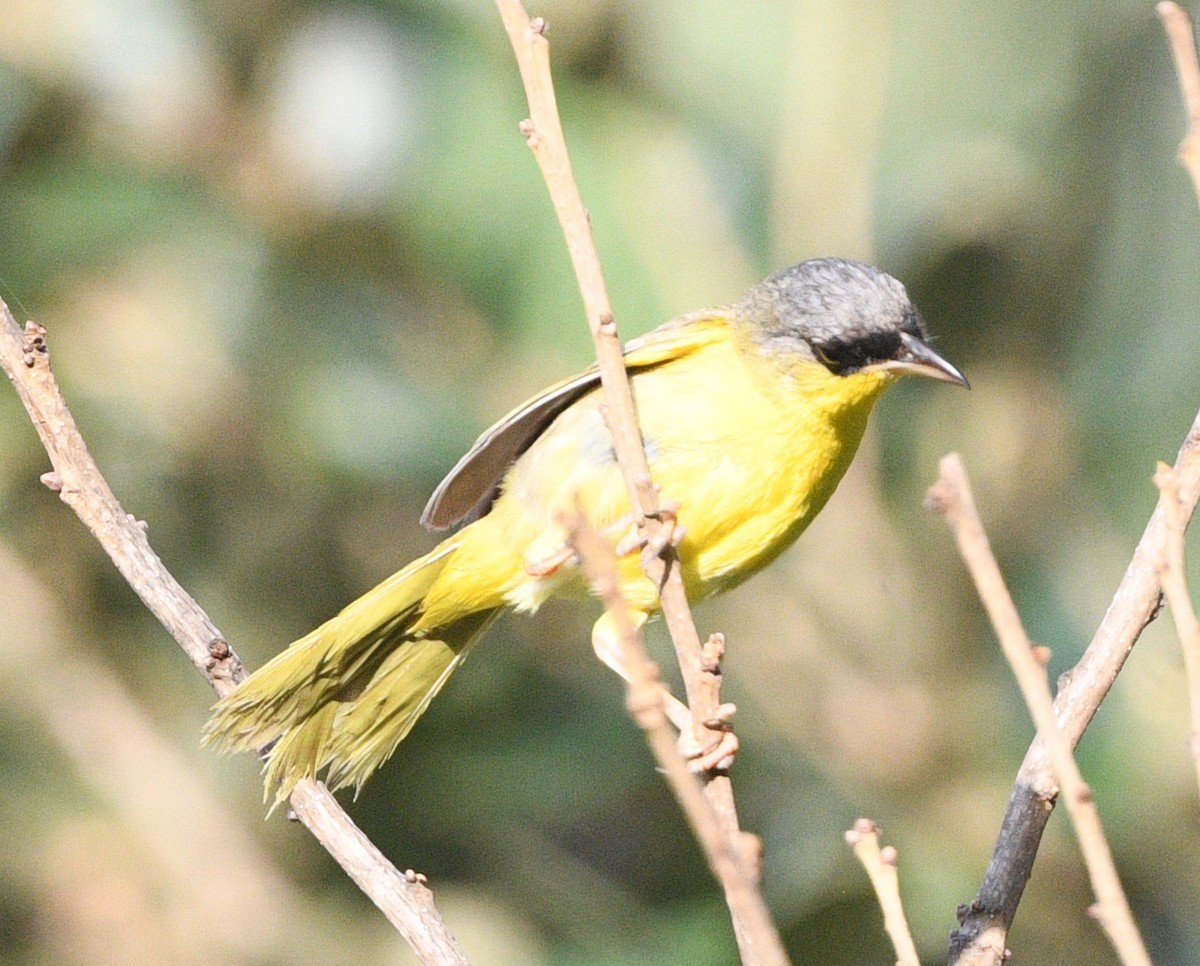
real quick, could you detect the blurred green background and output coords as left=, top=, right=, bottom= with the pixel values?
left=1, top=0, right=1199, bottom=963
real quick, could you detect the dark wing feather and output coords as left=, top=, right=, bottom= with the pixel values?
left=420, top=368, right=603, bottom=530
left=420, top=310, right=733, bottom=531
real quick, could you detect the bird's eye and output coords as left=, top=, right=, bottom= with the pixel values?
left=814, top=331, right=903, bottom=376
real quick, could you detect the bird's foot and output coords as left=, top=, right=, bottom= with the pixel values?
left=523, top=542, right=577, bottom=577
left=678, top=703, right=739, bottom=773
left=613, top=500, right=685, bottom=559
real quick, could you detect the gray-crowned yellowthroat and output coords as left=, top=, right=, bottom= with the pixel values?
left=207, top=257, right=967, bottom=802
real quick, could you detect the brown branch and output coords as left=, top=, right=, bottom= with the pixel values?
left=1153, top=463, right=1200, bottom=796
left=845, top=819, right=919, bottom=966
left=929, top=455, right=1150, bottom=966
left=1158, top=2, right=1200, bottom=207
left=945, top=9, right=1200, bottom=958
left=493, top=3, right=785, bottom=963
left=0, top=306, right=470, bottom=965
left=946, top=415, right=1200, bottom=966
left=1157, top=2, right=1200, bottom=803
left=0, top=546, right=316, bottom=962
left=568, top=512, right=781, bottom=957
left=944, top=8, right=1200, bottom=958
left=8, top=320, right=239, bottom=691
left=493, top=2, right=717, bottom=730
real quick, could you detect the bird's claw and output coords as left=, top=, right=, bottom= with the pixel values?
left=524, top=543, right=577, bottom=577
left=644, top=500, right=684, bottom=554
left=613, top=501, right=685, bottom=559
left=613, top=523, right=644, bottom=558
left=679, top=726, right=740, bottom=774
left=677, top=702, right=739, bottom=773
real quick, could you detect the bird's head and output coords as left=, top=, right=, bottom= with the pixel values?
left=738, top=257, right=968, bottom=388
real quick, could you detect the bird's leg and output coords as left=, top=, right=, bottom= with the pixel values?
left=526, top=508, right=655, bottom=578
left=591, top=611, right=694, bottom=732
left=677, top=728, right=739, bottom=774
left=679, top=701, right=740, bottom=774
left=592, top=613, right=741, bottom=775
left=527, top=503, right=683, bottom=579
left=523, top=542, right=576, bottom=577
left=612, top=499, right=685, bottom=560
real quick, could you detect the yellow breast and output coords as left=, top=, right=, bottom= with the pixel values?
left=422, top=325, right=895, bottom=623
left=626, top=330, right=894, bottom=603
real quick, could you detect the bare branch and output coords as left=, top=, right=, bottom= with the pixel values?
left=945, top=10, right=1200, bottom=955
left=286, top=782, right=468, bottom=964
left=492, top=1, right=714, bottom=732
left=492, top=2, right=786, bottom=962
left=946, top=409, right=1199, bottom=964
left=929, top=455, right=1150, bottom=966
left=0, top=303, right=470, bottom=966
left=1153, top=462, right=1200, bottom=796
left=1158, top=2, right=1200, bottom=207
left=2, top=319, right=241, bottom=691
left=845, top=819, right=919, bottom=966
left=568, top=511, right=779, bottom=956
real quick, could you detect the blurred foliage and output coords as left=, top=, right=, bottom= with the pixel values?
left=1, top=0, right=1199, bottom=963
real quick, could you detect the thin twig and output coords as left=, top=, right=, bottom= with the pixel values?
left=1158, top=2, right=1200, bottom=208
left=844, top=819, right=920, bottom=966
left=6, top=320, right=240, bottom=691
left=929, top=454, right=1151, bottom=966
left=492, top=1, right=719, bottom=734
left=1153, top=463, right=1200, bottom=797
left=567, top=511, right=781, bottom=955
left=492, top=3, right=785, bottom=963
left=947, top=408, right=1200, bottom=965
left=0, top=305, right=470, bottom=966
left=947, top=8, right=1200, bottom=956
left=1156, top=0, right=1200, bottom=804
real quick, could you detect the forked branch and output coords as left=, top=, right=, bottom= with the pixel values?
left=945, top=7, right=1200, bottom=959
left=929, top=455, right=1150, bottom=966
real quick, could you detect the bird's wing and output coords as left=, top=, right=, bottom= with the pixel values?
left=420, top=310, right=731, bottom=530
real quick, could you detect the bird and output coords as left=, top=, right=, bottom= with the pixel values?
left=205, top=257, right=967, bottom=804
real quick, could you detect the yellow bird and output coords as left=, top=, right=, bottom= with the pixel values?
left=206, top=258, right=967, bottom=803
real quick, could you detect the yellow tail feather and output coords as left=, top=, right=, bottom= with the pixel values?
left=204, top=537, right=498, bottom=804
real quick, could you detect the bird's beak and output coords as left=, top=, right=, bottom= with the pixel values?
left=873, top=331, right=969, bottom=388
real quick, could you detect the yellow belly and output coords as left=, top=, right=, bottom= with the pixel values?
left=418, top=329, right=895, bottom=626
